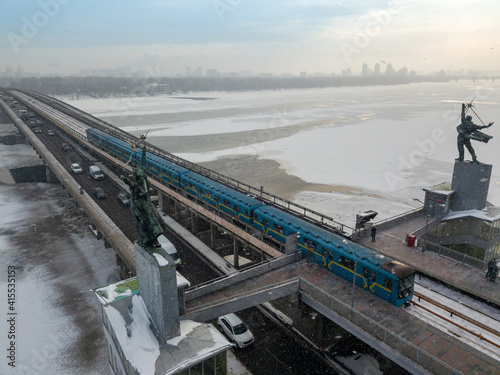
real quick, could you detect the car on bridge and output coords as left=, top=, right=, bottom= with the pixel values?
left=33, top=128, right=42, bottom=134
left=47, top=129, right=54, bottom=136
left=93, top=187, right=107, bottom=200
left=217, top=313, right=254, bottom=349
left=71, top=163, right=83, bottom=174
left=117, top=192, right=131, bottom=206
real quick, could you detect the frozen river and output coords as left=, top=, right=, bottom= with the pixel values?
left=67, top=79, right=500, bottom=227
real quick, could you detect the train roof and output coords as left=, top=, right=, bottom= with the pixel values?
left=87, top=128, right=112, bottom=139
left=147, top=152, right=190, bottom=173
left=380, top=260, right=415, bottom=279
left=182, top=172, right=263, bottom=208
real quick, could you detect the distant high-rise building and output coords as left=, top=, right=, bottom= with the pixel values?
left=362, top=63, right=368, bottom=76
left=300, top=71, right=307, bottom=77
left=385, top=63, right=394, bottom=76
left=374, top=63, right=381, bottom=75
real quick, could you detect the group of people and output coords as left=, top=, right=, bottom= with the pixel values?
left=486, top=259, right=498, bottom=282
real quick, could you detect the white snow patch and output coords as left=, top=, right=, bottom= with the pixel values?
left=105, top=295, right=160, bottom=375
left=153, top=252, right=169, bottom=266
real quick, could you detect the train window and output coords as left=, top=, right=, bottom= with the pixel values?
left=235, top=206, right=240, bottom=213
left=370, top=271, right=377, bottom=282
left=223, top=198, right=230, bottom=206
left=263, top=219, right=269, bottom=227
left=273, top=223, right=284, bottom=234
left=328, top=251, right=333, bottom=260
left=339, top=256, right=354, bottom=270
left=215, top=196, right=220, bottom=202
left=206, top=190, right=212, bottom=198
left=197, top=187, right=202, bottom=193
left=189, top=182, right=194, bottom=188
left=322, top=249, right=327, bottom=257
left=384, top=278, right=393, bottom=290
left=363, top=268, right=370, bottom=278
left=304, top=238, right=316, bottom=251
left=244, top=209, right=248, bottom=216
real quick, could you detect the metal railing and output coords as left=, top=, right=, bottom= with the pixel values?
left=300, top=279, right=462, bottom=375
left=417, top=239, right=485, bottom=270
left=12, top=89, right=354, bottom=237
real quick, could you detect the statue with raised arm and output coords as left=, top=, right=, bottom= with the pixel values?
left=121, top=147, right=166, bottom=251
left=456, top=102, right=493, bottom=163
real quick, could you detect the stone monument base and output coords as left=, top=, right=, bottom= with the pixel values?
left=135, top=242, right=180, bottom=342
left=450, top=161, right=492, bottom=211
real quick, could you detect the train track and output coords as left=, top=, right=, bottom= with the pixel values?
left=408, top=283, right=500, bottom=361
left=10, top=89, right=353, bottom=238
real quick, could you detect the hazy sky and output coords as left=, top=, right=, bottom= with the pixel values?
left=1, top=0, right=499, bottom=76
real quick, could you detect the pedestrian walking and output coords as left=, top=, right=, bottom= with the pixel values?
left=371, top=226, right=377, bottom=242
left=490, top=261, right=497, bottom=283
left=486, top=259, right=495, bottom=279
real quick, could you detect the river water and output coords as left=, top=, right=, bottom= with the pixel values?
left=67, top=79, right=500, bottom=227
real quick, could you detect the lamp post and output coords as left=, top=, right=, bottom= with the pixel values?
left=343, top=239, right=360, bottom=310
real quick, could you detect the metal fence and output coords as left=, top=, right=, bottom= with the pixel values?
left=300, top=279, right=461, bottom=375
left=417, top=239, right=485, bottom=270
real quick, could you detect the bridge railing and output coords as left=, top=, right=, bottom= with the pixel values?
left=17, top=89, right=353, bottom=237
left=300, top=279, right=461, bottom=375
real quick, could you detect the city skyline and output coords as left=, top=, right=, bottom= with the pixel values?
left=0, top=1, right=499, bottom=77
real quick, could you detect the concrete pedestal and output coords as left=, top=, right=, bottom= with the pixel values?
left=450, top=161, right=492, bottom=211
left=135, top=242, right=180, bottom=342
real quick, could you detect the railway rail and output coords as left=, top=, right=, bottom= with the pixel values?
left=10, top=89, right=354, bottom=238
left=409, top=283, right=500, bottom=361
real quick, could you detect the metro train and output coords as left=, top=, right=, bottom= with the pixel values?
left=86, top=128, right=415, bottom=307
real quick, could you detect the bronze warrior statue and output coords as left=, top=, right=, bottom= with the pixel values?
left=456, top=102, right=493, bottom=163
left=121, top=147, right=166, bottom=250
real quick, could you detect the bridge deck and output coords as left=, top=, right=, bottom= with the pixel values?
left=357, top=216, right=500, bottom=307
left=186, top=260, right=500, bottom=374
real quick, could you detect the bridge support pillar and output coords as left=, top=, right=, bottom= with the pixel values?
left=45, top=166, right=58, bottom=183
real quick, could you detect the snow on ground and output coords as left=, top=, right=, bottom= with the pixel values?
left=67, top=81, right=500, bottom=224
left=0, top=141, right=119, bottom=375
left=410, top=276, right=500, bottom=362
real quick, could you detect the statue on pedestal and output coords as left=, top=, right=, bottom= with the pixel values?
left=121, top=147, right=166, bottom=251
left=456, top=102, right=493, bottom=163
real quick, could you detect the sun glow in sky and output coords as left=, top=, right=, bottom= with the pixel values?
left=0, top=0, right=499, bottom=76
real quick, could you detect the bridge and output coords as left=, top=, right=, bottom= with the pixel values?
left=1, top=89, right=499, bottom=375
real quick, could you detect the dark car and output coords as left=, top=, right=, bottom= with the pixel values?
left=117, top=192, right=131, bottom=206
left=93, top=187, right=107, bottom=199
left=61, top=143, right=70, bottom=152
left=33, top=127, right=42, bottom=134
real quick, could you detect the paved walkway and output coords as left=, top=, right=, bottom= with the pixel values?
left=186, top=260, right=500, bottom=374
left=358, top=215, right=500, bottom=307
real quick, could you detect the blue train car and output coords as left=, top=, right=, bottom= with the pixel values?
left=86, top=128, right=414, bottom=306
left=180, top=172, right=264, bottom=224
left=253, top=206, right=414, bottom=306
left=146, top=153, right=189, bottom=188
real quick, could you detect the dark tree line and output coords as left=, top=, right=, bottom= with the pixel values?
left=0, top=75, right=450, bottom=97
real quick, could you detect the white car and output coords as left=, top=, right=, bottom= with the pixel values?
left=217, top=313, right=254, bottom=348
left=70, top=163, right=83, bottom=174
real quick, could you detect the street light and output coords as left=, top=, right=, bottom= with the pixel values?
left=343, top=239, right=384, bottom=310
left=343, top=239, right=359, bottom=310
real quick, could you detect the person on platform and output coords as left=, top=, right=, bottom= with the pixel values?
left=371, top=226, right=377, bottom=242
left=489, top=261, right=498, bottom=283
left=486, top=259, right=495, bottom=279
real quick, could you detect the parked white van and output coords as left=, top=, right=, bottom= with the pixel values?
left=89, top=165, right=104, bottom=180
left=157, top=234, right=181, bottom=268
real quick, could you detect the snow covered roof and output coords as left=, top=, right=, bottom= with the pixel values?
left=103, top=294, right=230, bottom=375
left=156, top=320, right=231, bottom=375
left=423, top=182, right=454, bottom=196
left=95, top=273, right=190, bottom=305
left=443, top=206, right=500, bottom=222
